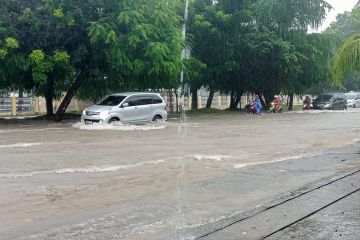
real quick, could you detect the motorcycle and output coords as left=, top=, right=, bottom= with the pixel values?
left=269, top=102, right=282, bottom=113
left=245, top=101, right=257, bottom=114
left=302, top=102, right=312, bottom=110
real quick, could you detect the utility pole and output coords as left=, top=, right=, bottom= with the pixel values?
left=180, top=0, right=190, bottom=85
left=178, top=0, right=190, bottom=111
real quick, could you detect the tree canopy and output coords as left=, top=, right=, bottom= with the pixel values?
left=326, top=7, right=360, bottom=87
left=331, top=35, right=360, bottom=83
left=0, top=0, right=351, bottom=116
left=186, top=0, right=335, bottom=109
left=0, top=0, right=183, bottom=120
left=326, top=8, right=360, bottom=39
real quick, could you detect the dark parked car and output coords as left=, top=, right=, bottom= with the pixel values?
left=313, top=93, right=347, bottom=110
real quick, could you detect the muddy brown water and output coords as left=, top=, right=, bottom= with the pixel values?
left=1, top=110, right=360, bottom=239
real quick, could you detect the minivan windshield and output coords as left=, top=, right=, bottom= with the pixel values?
left=97, top=96, right=126, bottom=106
left=316, top=95, right=332, bottom=101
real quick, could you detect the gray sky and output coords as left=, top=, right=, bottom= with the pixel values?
left=316, top=0, right=358, bottom=32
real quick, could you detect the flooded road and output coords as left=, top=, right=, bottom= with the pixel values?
left=1, top=110, right=360, bottom=239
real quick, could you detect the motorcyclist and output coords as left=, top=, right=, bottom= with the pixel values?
left=303, top=95, right=311, bottom=104
left=271, top=95, right=282, bottom=113
left=246, top=98, right=256, bottom=114
left=303, top=95, right=311, bottom=110
left=255, top=95, right=262, bottom=114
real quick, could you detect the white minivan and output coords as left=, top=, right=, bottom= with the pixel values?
left=81, top=92, right=167, bottom=124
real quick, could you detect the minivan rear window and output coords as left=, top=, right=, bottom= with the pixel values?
left=152, top=95, right=163, bottom=104
left=97, top=96, right=126, bottom=106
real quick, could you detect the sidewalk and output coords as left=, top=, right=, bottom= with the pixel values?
left=199, top=171, right=360, bottom=240
left=268, top=190, right=360, bottom=239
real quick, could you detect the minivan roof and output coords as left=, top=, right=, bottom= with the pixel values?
left=320, top=92, right=345, bottom=96
left=110, top=92, right=160, bottom=97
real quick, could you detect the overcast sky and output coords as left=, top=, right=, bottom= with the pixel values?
left=316, top=0, right=358, bottom=32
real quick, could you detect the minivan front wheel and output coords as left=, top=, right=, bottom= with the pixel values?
left=152, top=115, right=162, bottom=122
left=108, top=117, right=120, bottom=124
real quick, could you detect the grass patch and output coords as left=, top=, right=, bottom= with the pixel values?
left=283, top=104, right=303, bottom=112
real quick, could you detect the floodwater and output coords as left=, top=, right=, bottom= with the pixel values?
left=1, top=109, right=360, bottom=239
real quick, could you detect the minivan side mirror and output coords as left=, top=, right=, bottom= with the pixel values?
left=121, top=103, right=129, bottom=108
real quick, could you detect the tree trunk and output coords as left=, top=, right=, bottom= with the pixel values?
left=288, top=93, right=294, bottom=111
left=229, top=90, right=236, bottom=109
left=206, top=89, right=215, bottom=109
left=229, top=90, right=242, bottom=110
left=55, top=73, right=86, bottom=121
left=175, top=90, right=179, bottom=113
left=262, top=91, right=273, bottom=109
left=45, top=77, right=54, bottom=118
left=44, top=91, right=53, bottom=118
left=191, top=87, right=198, bottom=110
left=168, top=90, right=174, bottom=113
left=259, top=93, right=268, bottom=110
left=19, top=89, right=23, bottom=98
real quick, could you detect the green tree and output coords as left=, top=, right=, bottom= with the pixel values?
left=280, top=32, right=339, bottom=109
left=256, top=0, right=331, bottom=31
left=255, top=0, right=333, bottom=109
left=0, top=0, right=183, bottom=120
left=331, top=35, right=360, bottom=84
left=326, top=8, right=360, bottom=39
left=187, top=1, right=236, bottom=109
left=326, top=7, right=360, bottom=89
left=187, top=0, right=332, bottom=110
left=0, top=37, right=29, bottom=93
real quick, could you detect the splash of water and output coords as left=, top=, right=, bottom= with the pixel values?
left=72, top=122, right=167, bottom=131
left=0, top=142, right=42, bottom=148
left=233, top=153, right=322, bottom=169
left=193, top=154, right=232, bottom=162
left=0, top=160, right=165, bottom=179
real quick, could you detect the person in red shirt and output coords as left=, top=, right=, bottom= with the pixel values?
left=271, top=95, right=282, bottom=113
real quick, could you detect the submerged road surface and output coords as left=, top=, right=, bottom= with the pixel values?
left=0, top=110, right=360, bottom=239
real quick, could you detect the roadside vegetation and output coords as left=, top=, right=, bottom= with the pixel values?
left=0, top=0, right=360, bottom=121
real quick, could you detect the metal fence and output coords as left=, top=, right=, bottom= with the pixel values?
left=0, top=97, right=35, bottom=114
left=0, top=98, right=12, bottom=113
left=17, top=98, right=35, bottom=113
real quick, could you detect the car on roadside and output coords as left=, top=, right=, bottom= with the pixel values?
left=312, top=93, right=347, bottom=110
left=81, top=92, right=167, bottom=124
left=345, top=91, right=360, bottom=108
